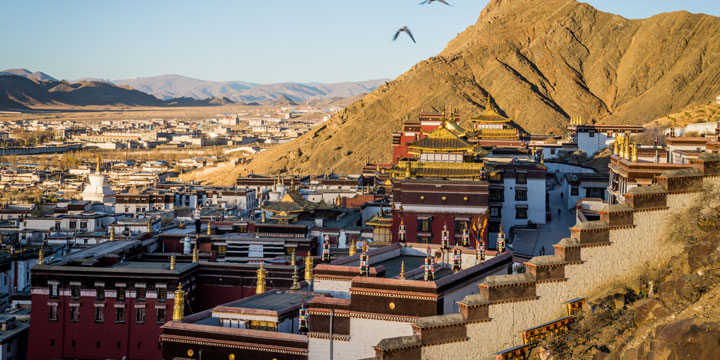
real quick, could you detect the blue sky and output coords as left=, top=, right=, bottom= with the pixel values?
left=1, top=0, right=718, bottom=84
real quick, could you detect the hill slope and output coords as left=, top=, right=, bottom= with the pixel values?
left=239, top=0, right=720, bottom=175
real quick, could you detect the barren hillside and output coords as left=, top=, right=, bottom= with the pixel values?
left=237, top=0, right=720, bottom=175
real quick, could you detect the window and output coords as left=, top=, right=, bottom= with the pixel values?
left=49, top=283, right=59, bottom=298
left=589, top=131, right=595, bottom=137
left=96, top=286, right=105, bottom=300
left=54, top=221, right=61, bottom=230
left=418, top=218, right=431, bottom=232
left=125, top=207, right=129, bottom=213
left=156, top=308, right=166, bottom=323
left=454, top=220, right=464, bottom=234
left=516, top=207, right=528, bottom=219
left=71, top=285, right=80, bottom=300
left=571, top=187, right=579, bottom=196
left=72, top=340, right=76, bottom=348
left=217, top=245, right=227, bottom=255
left=489, top=189, right=504, bottom=202
left=516, top=172, right=527, bottom=184
left=95, top=307, right=104, bottom=322
left=418, top=237, right=431, bottom=244
left=80, top=222, right=87, bottom=229
left=115, top=308, right=125, bottom=323
left=551, top=149, right=556, bottom=155
left=70, top=306, right=80, bottom=322
left=490, top=207, right=502, bottom=218
left=136, top=308, right=145, bottom=324
left=69, top=221, right=76, bottom=229
left=157, top=287, right=167, bottom=302
left=49, top=305, right=58, bottom=321
left=136, top=287, right=146, bottom=302
left=117, top=287, right=126, bottom=302
left=515, top=189, right=528, bottom=201
left=50, top=339, right=55, bottom=347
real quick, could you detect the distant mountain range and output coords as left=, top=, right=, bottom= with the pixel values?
left=0, top=69, right=386, bottom=110
left=112, top=74, right=387, bottom=104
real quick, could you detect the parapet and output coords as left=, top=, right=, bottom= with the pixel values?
left=412, top=313, right=467, bottom=345
left=374, top=336, right=422, bottom=360
left=656, top=168, right=703, bottom=193
left=553, top=238, right=582, bottom=262
left=599, top=204, right=634, bottom=227
left=478, top=273, right=536, bottom=303
left=570, top=221, right=610, bottom=244
left=624, top=185, right=667, bottom=210
left=526, top=255, right=566, bottom=283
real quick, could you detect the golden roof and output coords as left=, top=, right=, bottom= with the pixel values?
left=261, top=192, right=325, bottom=216
left=472, top=104, right=510, bottom=123
left=477, top=128, right=518, bottom=139
left=408, top=126, right=474, bottom=152
left=366, top=215, right=392, bottom=227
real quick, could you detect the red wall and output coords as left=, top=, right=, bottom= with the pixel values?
left=391, top=211, right=489, bottom=245
left=28, top=293, right=173, bottom=360
left=193, top=284, right=256, bottom=311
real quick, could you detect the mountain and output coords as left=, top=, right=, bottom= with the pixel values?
left=114, top=74, right=256, bottom=101
left=113, top=75, right=387, bottom=104
left=0, top=75, right=231, bottom=109
left=0, top=68, right=57, bottom=82
left=268, top=94, right=298, bottom=106
left=236, top=0, right=720, bottom=175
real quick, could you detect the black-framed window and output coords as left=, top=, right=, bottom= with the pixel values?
left=418, top=218, right=431, bottom=232
left=418, top=237, right=431, bottom=244
left=69, top=221, right=76, bottom=229
left=49, top=305, right=58, bottom=321
left=115, top=308, right=125, bottom=323
left=96, top=286, right=105, bottom=300
left=136, top=287, right=146, bottom=302
left=71, top=285, right=80, bottom=300
left=516, top=207, right=528, bottom=219
left=589, top=131, right=595, bottom=137
left=490, top=207, right=502, bottom=218
left=515, top=189, right=528, bottom=201
left=157, top=287, right=167, bottom=302
left=80, top=222, right=87, bottom=229
left=571, top=187, right=579, bottom=196
left=95, top=307, right=104, bottom=322
left=117, top=287, right=126, bottom=302
left=489, top=189, right=504, bottom=202
left=489, top=221, right=500, bottom=233
left=516, top=173, right=527, bottom=184
left=136, top=308, right=146, bottom=324
left=49, top=283, right=59, bottom=298
left=454, top=220, right=465, bottom=233
left=70, top=306, right=80, bottom=322
left=156, top=308, right=166, bottom=323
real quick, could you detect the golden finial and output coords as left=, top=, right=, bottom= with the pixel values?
left=256, top=264, right=267, bottom=294
left=613, top=137, right=619, bottom=155
left=348, top=240, right=356, bottom=256
left=170, top=255, right=176, bottom=270
left=291, top=177, right=295, bottom=190
left=109, top=225, right=115, bottom=241
left=38, top=247, right=44, bottom=265
left=192, top=247, right=198, bottom=263
left=632, top=143, right=638, bottom=162
left=290, top=265, right=300, bottom=290
left=376, top=163, right=380, bottom=172
left=624, top=134, right=630, bottom=160
left=96, top=155, right=101, bottom=173
left=291, top=249, right=296, bottom=267
left=172, top=283, right=185, bottom=321
left=147, top=219, right=152, bottom=234
left=207, top=221, right=212, bottom=235
left=336, top=195, right=341, bottom=207
left=400, top=260, right=405, bottom=280
left=304, top=253, right=313, bottom=281
left=261, top=211, right=266, bottom=223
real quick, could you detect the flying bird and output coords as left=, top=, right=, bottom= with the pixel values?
left=420, top=0, right=451, bottom=6
left=393, top=26, right=416, bottom=43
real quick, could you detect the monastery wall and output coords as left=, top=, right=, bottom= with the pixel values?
left=313, top=279, right=352, bottom=299
left=375, top=179, right=710, bottom=360
left=309, top=317, right=414, bottom=360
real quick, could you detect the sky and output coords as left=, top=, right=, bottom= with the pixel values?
left=1, top=0, right=719, bottom=84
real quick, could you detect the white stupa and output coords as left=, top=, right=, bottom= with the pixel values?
left=81, top=156, right=116, bottom=205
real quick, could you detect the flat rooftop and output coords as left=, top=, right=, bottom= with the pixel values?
left=374, top=255, right=426, bottom=278
left=230, top=291, right=318, bottom=311
left=113, top=261, right=195, bottom=272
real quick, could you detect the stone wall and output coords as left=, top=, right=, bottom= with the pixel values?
left=375, top=178, right=709, bottom=359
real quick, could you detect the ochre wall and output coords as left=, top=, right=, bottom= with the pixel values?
left=419, top=190, right=699, bottom=359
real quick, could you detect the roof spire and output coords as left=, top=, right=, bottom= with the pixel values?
left=170, top=255, right=176, bottom=270
left=96, top=155, right=101, bottom=174
left=38, top=247, right=44, bottom=265
left=256, top=264, right=267, bottom=294
left=400, top=260, right=405, bottom=280
left=172, top=284, right=184, bottom=321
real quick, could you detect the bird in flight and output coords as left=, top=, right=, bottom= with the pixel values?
left=393, top=26, right=416, bottom=43
left=420, top=0, right=451, bottom=6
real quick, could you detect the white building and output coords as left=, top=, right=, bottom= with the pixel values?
left=571, top=124, right=644, bottom=157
